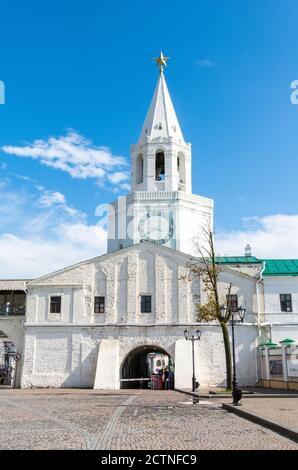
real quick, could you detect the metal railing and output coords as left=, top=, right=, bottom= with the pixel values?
left=0, top=303, right=26, bottom=316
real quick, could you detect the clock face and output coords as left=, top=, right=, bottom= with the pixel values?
left=138, top=210, right=174, bottom=244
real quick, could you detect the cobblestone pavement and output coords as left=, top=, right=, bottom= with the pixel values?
left=0, top=389, right=297, bottom=450
left=231, top=397, right=298, bottom=432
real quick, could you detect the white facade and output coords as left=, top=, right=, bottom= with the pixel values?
left=261, top=276, right=298, bottom=343
left=21, top=243, right=260, bottom=389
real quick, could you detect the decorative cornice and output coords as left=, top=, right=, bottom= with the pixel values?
left=127, top=190, right=214, bottom=207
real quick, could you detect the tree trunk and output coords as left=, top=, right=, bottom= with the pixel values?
left=220, top=321, right=232, bottom=390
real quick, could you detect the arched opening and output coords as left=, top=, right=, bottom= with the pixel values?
left=155, top=151, right=165, bottom=181
left=177, top=152, right=186, bottom=189
left=0, top=330, right=18, bottom=387
left=136, top=154, right=143, bottom=185
left=120, top=344, right=174, bottom=389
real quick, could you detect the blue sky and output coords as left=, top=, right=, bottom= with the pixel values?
left=0, top=0, right=298, bottom=277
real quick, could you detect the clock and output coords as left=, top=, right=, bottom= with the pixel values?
left=137, top=210, right=174, bottom=245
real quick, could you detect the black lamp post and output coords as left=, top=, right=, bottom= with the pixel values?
left=184, top=329, right=202, bottom=392
left=220, top=303, right=246, bottom=405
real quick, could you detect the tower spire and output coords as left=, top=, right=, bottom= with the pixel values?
left=154, top=51, right=170, bottom=75
left=139, top=52, right=184, bottom=142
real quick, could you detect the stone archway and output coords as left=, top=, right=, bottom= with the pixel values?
left=0, top=329, right=19, bottom=387
left=0, top=319, right=24, bottom=387
left=0, top=319, right=24, bottom=354
left=120, top=344, right=174, bottom=389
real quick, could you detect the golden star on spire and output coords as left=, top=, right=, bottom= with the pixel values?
left=154, top=51, right=170, bottom=75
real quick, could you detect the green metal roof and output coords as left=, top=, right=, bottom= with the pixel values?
left=262, top=259, right=298, bottom=276
left=259, top=340, right=278, bottom=348
left=215, top=256, right=298, bottom=276
left=279, top=338, right=296, bottom=344
left=215, top=256, right=261, bottom=264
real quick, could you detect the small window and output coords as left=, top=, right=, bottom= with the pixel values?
left=141, top=295, right=152, bottom=313
left=50, top=296, right=61, bottom=314
left=94, top=296, right=105, bottom=314
left=226, top=294, right=238, bottom=312
left=280, top=294, right=292, bottom=312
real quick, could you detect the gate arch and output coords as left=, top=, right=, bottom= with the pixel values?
left=0, top=328, right=22, bottom=387
left=0, top=319, right=24, bottom=354
left=120, top=344, right=174, bottom=389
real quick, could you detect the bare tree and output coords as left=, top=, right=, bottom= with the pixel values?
left=189, top=229, right=233, bottom=390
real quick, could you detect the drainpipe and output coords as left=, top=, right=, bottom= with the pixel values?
left=256, top=261, right=266, bottom=331
left=255, top=261, right=266, bottom=383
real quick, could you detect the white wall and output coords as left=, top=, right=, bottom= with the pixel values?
left=21, top=324, right=258, bottom=389
left=21, top=243, right=263, bottom=389
left=263, top=277, right=298, bottom=323
left=25, top=244, right=201, bottom=327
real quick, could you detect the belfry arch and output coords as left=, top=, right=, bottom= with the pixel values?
left=177, top=152, right=186, bottom=186
left=155, top=151, right=165, bottom=181
left=136, top=154, right=144, bottom=185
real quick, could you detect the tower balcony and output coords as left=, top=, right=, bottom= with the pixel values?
left=128, top=190, right=214, bottom=209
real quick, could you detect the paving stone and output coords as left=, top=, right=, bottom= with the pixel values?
left=0, top=389, right=296, bottom=450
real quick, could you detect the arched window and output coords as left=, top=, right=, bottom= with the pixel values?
left=155, top=151, right=165, bottom=181
left=177, top=152, right=186, bottom=187
left=136, top=154, right=143, bottom=184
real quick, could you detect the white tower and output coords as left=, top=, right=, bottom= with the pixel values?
left=108, top=52, right=214, bottom=256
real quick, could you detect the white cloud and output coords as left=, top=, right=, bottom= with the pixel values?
left=196, top=59, right=216, bottom=68
left=0, top=224, right=107, bottom=278
left=0, top=178, right=27, bottom=226
left=0, top=173, right=107, bottom=278
left=119, top=183, right=131, bottom=191
left=107, top=171, right=129, bottom=184
left=37, top=190, right=66, bottom=207
left=1, top=130, right=128, bottom=185
left=35, top=188, right=84, bottom=219
left=0, top=177, right=85, bottom=233
left=216, top=214, right=298, bottom=258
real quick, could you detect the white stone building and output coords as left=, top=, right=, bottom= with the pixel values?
left=19, top=242, right=263, bottom=389
left=0, top=55, right=297, bottom=390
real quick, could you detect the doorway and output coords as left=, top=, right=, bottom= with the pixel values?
left=0, top=331, right=18, bottom=387
left=120, top=345, right=174, bottom=389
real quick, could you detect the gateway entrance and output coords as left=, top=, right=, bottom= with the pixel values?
left=0, top=331, right=18, bottom=387
left=120, top=345, right=174, bottom=389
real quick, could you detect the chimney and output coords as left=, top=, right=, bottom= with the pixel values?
left=245, top=244, right=252, bottom=257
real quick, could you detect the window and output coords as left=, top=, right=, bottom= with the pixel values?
left=155, top=151, right=165, bottom=181
left=136, top=154, right=143, bottom=184
left=226, top=294, right=238, bottom=312
left=141, top=295, right=152, bottom=313
left=177, top=153, right=186, bottom=185
left=50, top=296, right=61, bottom=314
left=94, top=296, right=105, bottom=314
left=280, top=294, right=292, bottom=312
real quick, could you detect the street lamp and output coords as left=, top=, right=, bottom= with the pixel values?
left=220, top=302, right=246, bottom=405
left=184, top=329, right=202, bottom=392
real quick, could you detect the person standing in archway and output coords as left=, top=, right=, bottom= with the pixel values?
left=168, top=367, right=174, bottom=390
left=164, top=366, right=169, bottom=390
